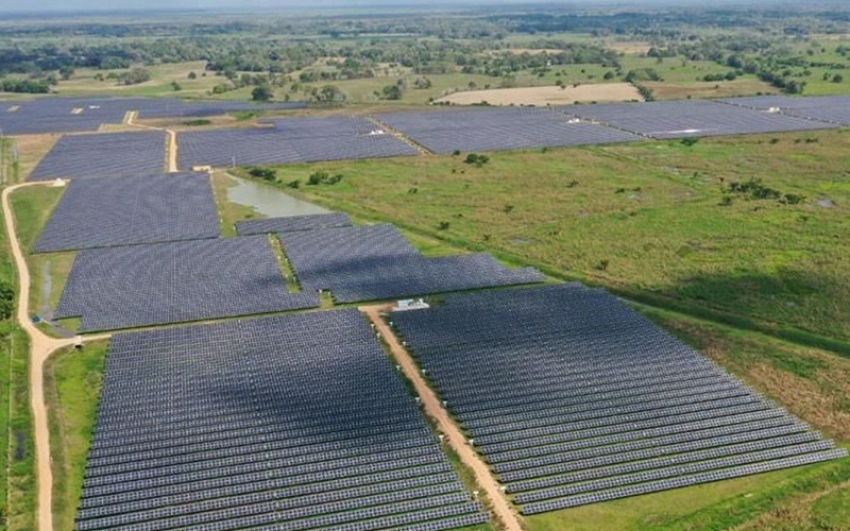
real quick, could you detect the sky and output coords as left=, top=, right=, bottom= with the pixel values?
left=0, top=0, right=818, bottom=13
left=0, top=0, right=704, bottom=14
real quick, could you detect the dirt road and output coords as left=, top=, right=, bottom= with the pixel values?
left=361, top=306, right=525, bottom=531
left=2, top=182, right=111, bottom=531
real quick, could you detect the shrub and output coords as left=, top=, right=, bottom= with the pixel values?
left=438, top=221, right=450, bottom=230
left=782, top=193, right=805, bottom=205
left=248, top=167, right=277, bottom=181
left=307, top=171, right=344, bottom=186
left=464, top=153, right=490, bottom=167
left=287, top=180, right=301, bottom=189
left=680, top=137, right=700, bottom=147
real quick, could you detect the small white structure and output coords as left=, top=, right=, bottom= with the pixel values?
left=368, top=129, right=386, bottom=136
left=768, top=106, right=782, bottom=114
left=51, top=179, right=67, bottom=188
left=394, top=298, right=429, bottom=312
left=192, top=165, right=213, bottom=173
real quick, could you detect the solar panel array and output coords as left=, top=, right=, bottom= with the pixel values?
left=178, top=116, right=420, bottom=168
left=563, top=100, right=836, bottom=139
left=391, top=284, right=847, bottom=514
left=376, top=107, right=641, bottom=154
left=55, top=236, right=319, bottom=331
left=236, top=213, right=353, bottom=236
left=29, top=131, right=167, bottom=181
left=719, top=95, right=850, bottom=126
left=0, top=98, right=127, bottom=135
left=34, top=173, right=220, bottom=253
left=76, top=311, right=488, bottom=531
left=280, top=224, right=545, bottom=303
left=0, top=97, right=307, bottom=135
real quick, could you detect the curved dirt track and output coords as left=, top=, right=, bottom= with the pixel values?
left=3, top=182, right=111, bottom=531
left=361, top=305, right=525, bottom=531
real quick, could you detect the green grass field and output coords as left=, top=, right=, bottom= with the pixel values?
left=45, top=341, right=108, bottom=531
left=267, top=129, right=850, bottom=347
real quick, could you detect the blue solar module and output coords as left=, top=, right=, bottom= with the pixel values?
left=28, top=131, right=167, bottom=181
left=280, top=224, right=545, bottom=303
left=719, top=95, right=850, bottom=126
left=177, top=116, right=420, bottom=168
left=55, top=236, right=319, bottom=331
left=0, top=97, right=307, bottom=135
left=377, top=107, right=641, bottom=153
left=236, top=213, right=353, bottom=236
left=0, top=98, right=127, bottom=135
left=391, top=284, right=846, bottom=513
left=33, top=173, right=220, bottom=253
left=75, top=311, right=486, bottom=531
left=563, top=100, right=836, bottom=139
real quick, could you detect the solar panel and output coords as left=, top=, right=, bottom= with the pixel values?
left=391, top=284, right=845, bottom=514
left=55, top=236, right=320, bottom=331
left=76, top=311, right=486, bottom=531
left=33, top=173, right=220, bottom=253
left=719, top=95, right=850, bottom=126
left=236, top=213, right=353, bottom=236
left=563, top=99, right=836, bottom=139
left=377, top=107, right=641, bottom=153
left=280, top=224, right=545, bottom=303
left=178, top=116, right=419, bottom=168
left=29, top=131, right=167, bottom=181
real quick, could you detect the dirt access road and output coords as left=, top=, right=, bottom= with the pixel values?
left=2, top=181, right=111, bottom=531
left=361, top=305, right=525, bottom=531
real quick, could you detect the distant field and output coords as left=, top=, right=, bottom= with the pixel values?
left=266, top=128, right=850, bottom=344
left=435, top=83, right=642, bottom=106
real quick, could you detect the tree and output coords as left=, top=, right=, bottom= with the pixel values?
left=171, top=81, right=182, bottom=91
left=833, top=74, right=844, bottom=83
left=381, top=84, right=403, bottom=100
left=188, top=71, right=197, bottom=80
left=252, top=85, right=273, bottom=102
left=59, top=66, right=75, bottom=81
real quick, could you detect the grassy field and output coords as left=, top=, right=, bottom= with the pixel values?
left=9, top=185, right=75, bottom=332
left=267, top=128, right=850, bottom=347
left=44, top=341, right=109, bottom=531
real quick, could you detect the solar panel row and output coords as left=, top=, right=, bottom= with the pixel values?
left=55, top=236, right=319, bottom=331
left=29, top=131, right=167, bottom=181
left=390, top=284, right=847, bottom=514
left=236, top=213, right=353, bottom=236
left=76, top=311, right=486, bottom=531
left=0, top=97, right=306, bottom=135
left=178, top=116, right=419, bottom=168
left=280, top=224, right=545, bottom=303
left=34, top=173, right=220, bottom=253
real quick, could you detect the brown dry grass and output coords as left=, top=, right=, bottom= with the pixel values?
left=645, top=80, right=781, bottom=100
left=657, top=317, right=850, bottom=442
left=436, top=83, right=642, bottom=106
left=12, top=134, right=60, bottom=182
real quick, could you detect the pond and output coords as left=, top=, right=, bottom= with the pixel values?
left=225, top=174, right=330, bottom=218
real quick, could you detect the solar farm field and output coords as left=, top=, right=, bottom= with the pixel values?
left=720, top=95, right=850, bottom=126
left=0, top=98, right=127, bottom=135
left=0, top=97, right=307, bottom=136
left=390, top=284, right=847, bottom=515
left=76, top=311, right=489, bottom=531
left=178, top=116, right=420, bottom=169
left=29, top=131, right=167, bottom=181
left=55, top=236, right=319, bottom=331
left=376, top=107, right=641, bottom=154
left=236, top=213, right=353, bottom=236
left=280, top=224, right=545, bottom=303
left=34, top=173, right=220, bottom=253
left=563, top=100, right=836, bottom=139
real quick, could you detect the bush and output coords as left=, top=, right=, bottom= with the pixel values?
left=252, top=85, right=273, bottom=102
left=183, top=119, right=212, bottom=126
left=248, top=167, right=277, bottom=181
left=307, top=171, right=344, bottom=186
left=464, top=153, right=490, bottom=167
left=287, top=180, right=301, bottom=189
left=438, top=221, right=450, bottom=230
left=680, top=137, right=700, bottom=147
left=782, top=193, right=805, bottom=205
left=0, top=282, right=13, bottom=320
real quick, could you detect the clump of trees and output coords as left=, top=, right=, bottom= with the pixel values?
left=248, top=167, right=277, bottom=181
left=307, top=171, right=344, bottom=185
left=0, top=79, right=50, bottom=93
left=117, top=67, right=151, bottom=85
left=464, top=153, right=490, bottom=167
